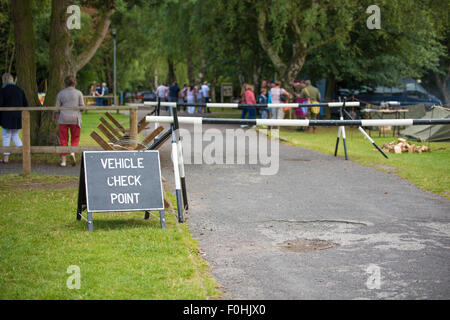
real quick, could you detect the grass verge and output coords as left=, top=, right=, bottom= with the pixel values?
left=274, top=127, right=450, bottom=199
left=0, top=173, right=221, bottom=299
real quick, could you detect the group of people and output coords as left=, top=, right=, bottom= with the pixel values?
left=156, top=81, right=211, bottom=114
left=239, top=79, right=321, bottom=132
left=89, top=81, right=109, bottom=106
left=0, top=72, right=321, bottom=167
left=0, top=73, right=84, bottom=167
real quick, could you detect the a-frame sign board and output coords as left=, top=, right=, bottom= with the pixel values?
left=77, top=150, right=166, bottom=231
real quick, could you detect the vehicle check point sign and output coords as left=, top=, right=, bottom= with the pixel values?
left=77, top=151, right=165, bottom=231
left=103, top=157, right=144, bottom=205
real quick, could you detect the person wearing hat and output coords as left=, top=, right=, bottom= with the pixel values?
left=299, top=80, right=321, bottom=133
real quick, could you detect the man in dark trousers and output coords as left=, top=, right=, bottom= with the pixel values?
left=0, top=73, right=28, bottom=164
left=168, top=81, right=180, bottom=109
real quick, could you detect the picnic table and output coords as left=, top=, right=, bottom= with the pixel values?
left=361, top=108, right=409, bottom=137
left=84, top=95, right=116, bottom=106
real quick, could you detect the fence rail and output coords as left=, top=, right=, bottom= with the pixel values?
left=0, top=105, right=144, bottom=174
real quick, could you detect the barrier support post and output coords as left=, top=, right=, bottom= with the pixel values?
left=172, top=105, right=188, bottom=210
left=342, top=109, right=389, bottom=159
left=334, top=103, right=348, bottom=160
left=22, top=110, right=31, bottom=175
left=169, top=105, right=184, bottom=223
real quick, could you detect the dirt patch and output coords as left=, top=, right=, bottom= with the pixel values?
left=281, top=239, right=339, bottom=253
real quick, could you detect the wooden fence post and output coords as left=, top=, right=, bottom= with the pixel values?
left=129, top=108, right=138, bottom=148
left=22, top=110, right=31, bottom=175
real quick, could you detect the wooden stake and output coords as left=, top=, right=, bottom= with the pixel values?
left=135, top=126, right=164, bottom=150
left=22, top=110, right=31, bottom=175
left=105, top=112, right=127, bottom=134
left=97, top=123, right=118, bottom=143
left=99, top=117, right=123, bottom=140
left=90, top=131, right=115, bottom=150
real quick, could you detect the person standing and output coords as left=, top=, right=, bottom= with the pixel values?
left=168, top=81, right=180, bottom=108
left=53, top=75, right=84, bottom=167
left=293, top=80, right=308, bottom=131
left=186, top=85, right=196, bottom=114
left=269, top=80, right=290, bottom=130
left=240, top=84, right=256, bottom=127
left=156, top=83, right=169, bottom=111
left=299, top=80, right=321, bottom=133
left=101, top=82, right=109, bottom=106
left=258, top=88, right=268, bottom=120
left=95, top=83, right=103, bottom=106
left=0, top=73, right=28, bottom=164
left=89, top=82, right=97, bottom=96
left=201, top=81, right=211, bottom=113
left=196, top=85, right=204, bottom=113
left=180, top=84, right=188, bottom=111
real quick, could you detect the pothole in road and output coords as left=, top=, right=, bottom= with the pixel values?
left=282, top=238, right=339, bottom=253
left=258, top=219, right=370, bottom=252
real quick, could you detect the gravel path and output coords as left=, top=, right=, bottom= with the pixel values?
left=160, top=123, right=450, bottom=300
left=2, top=122, right=449, bottom=300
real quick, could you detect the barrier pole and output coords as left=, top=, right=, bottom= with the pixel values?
left=22, top=110, right=31, bottom=175
left=172, top=106, right=188, bottom=210
left=169, top=106, right=184, bottom=223
left=342, top=108, right=389, bottom=159
left=334, top=105, right=348, bottom=160
left=145, top=116, right=450, bottom=127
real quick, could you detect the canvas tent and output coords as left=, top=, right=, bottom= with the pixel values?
left=400, top=107, right=450, bottom=142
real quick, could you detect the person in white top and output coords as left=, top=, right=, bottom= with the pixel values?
left=269, top=80, right=290, bottom=131
left=201, top=81, right=211, bottom=113
left=196, top=86, right=204, bottom=113
left=156, top=83, right=169, bottom=111
left=186, top=85, right=196, bottom=114
left=269, top=80, right=289, bottom=120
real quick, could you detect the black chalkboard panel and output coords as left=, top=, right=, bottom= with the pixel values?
left=82, top=150, right=164, bottom=212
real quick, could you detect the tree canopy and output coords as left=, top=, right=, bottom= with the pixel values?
left=5, top=0, right=449, bottom=105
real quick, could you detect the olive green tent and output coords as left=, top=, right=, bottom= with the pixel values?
left=400, top=107, right=450, bottom=142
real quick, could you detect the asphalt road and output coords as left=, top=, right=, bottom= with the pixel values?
left=157, top=123, right=450, bottom=300
left=2, top=120, right=449, bottom=299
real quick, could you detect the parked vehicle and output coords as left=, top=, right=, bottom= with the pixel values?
left=142, top=92, right=157, bottom=102
left=354, top=78, right=442, bottom=107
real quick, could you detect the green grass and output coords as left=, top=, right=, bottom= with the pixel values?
left=275, top=127, right=450, bottom=199
left=0, top=174, right=220, bottom=299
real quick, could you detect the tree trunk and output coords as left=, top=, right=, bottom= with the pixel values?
left=37, top=0, right=115, bottom=145
left=435, top=71, right=449, bottom=107
left=8, top=44, right=15, bottom=74
left=187, top=49, right=194, bottom=84
left=257, top=5, right=306, bottom=95
left=167, top=57, right=176, bottom=84
left=211, top=67, right=217, bottom=103
left=45, top=0, right=76, bottom=107
left=10, top=0, right=40, bottom=107
left=325, top=75, right=336, bottom=119
left=33, top=0, right=73, bottom=145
